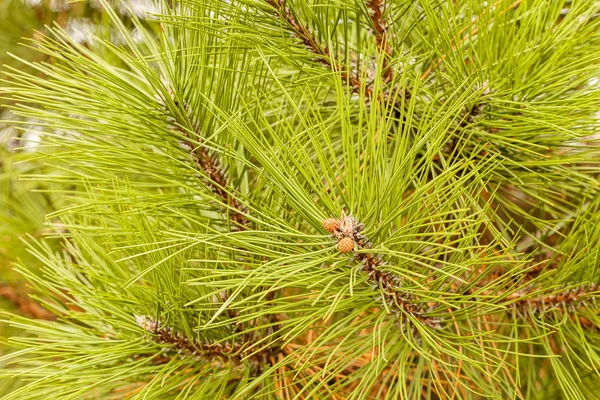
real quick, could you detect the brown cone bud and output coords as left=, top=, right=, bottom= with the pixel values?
left=322, top=218, right=340, bottom=233
left=337, top=237, right=355, bottom=253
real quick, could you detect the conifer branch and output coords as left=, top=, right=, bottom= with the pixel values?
left=504, top=283, right=600, bottom=331
left=265, top=0, right=411, bottom=106
left=508, top=283, right=599, bottom=315
left=325, top=212, right=599, bottom=333
left=469, top=277, right=600, bottom=329
left=183, top=135, right=249, bottom=230
left=165, top=88, right=286, bottom=341
left=367, top=0, right=393, bottom=83
left=4, top=1, right=600, bottom=396
left=163, top=90, right=249, bottom=231
left=160, top=88, right=253, bottom=336
left=463, top=262, right=599, bottom=328
left=265, top=0, right=367, bottom=96
left=323, top=213, right=441, bottom=329
left=135, top=315, right=279, bottom=368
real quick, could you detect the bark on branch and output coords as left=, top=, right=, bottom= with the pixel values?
left=367, top=0, right=393, bottom=82
left=136, top=315, right=278, bottom=368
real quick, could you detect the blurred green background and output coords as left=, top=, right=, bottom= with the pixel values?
left=1, top=0, right=86, bottom=392
left=0, top=0, right=148, bottom=392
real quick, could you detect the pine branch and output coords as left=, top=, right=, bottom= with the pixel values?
left=323, top=213, right=441, bottom=329
left=3, top=1, right=600, bottom=396
left=183, top=135, right=249, bottom=230
left=165, top=88, right=287, bottom=342
left=508, top=283, right=599, bottom=314
left=155, top=86, right=253, bottom=342
left=503, top=283, right=600, bottom=331
left=324, top=212, right=599, bottom=333
left=163, top=90, right=249, bottom=230
left=265, top=0, right=412, bottom=104
left=135, top=315, right=278, bottom=369
left=468, top=272, right=600, bottom=329
left=367, top=0, right=393, bottom=82
left=265, top=0, right=367, bottom=96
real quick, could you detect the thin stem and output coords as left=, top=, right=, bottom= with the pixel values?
left=266, top=0, right=411, bottom=107
left=367, top=0, right=393, bottom=82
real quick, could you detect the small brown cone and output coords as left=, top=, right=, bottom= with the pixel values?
left=337, top=237, right=355, bottom=253
left=322, top=218, right=340, bottom=233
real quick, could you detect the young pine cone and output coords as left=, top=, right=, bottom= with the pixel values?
left=322, top=218, right=340, bottom=233
left=337, top=237, right=355, bottom=253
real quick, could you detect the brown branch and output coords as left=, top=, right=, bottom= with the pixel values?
left=499, top=283, right=600, bottom=331
left=466, top=276, right=599, bottom=329
left=507, top=283, right=599, bottom=314
left=460, top=260, right=599, bottom=326
left=165, top=90, right=250, bottom=231
left=323, top=213, right=440, bottom=329
left=181, top=137, right=257, bottom=329
left=0, top=284, right=56, bottom=321
left=265, top=0, right=368, bottom=96
left=165, top=88, right=287, bottom=345
left=368, top=0, right=393, bottom=82
left=183, top=136, right=249, bottom=230
left=162, top=88, right=253, bottom=336
left=265, top=0, right=414, bottom=112
left=136, top=315, right=279, bottom=369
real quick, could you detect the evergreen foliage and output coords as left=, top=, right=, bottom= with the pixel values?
left=2, top=0, right=600, bottom=398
